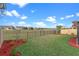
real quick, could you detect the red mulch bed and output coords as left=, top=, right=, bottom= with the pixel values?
left=68, top=37, right=79, bottom=48
left=0, top=39, right=26, bottom=56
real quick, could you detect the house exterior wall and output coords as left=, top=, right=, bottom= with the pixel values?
left=60, top=29, right=77, bottom=35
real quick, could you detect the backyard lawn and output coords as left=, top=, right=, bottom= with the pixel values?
left=11, top=34, right=79, bottom=56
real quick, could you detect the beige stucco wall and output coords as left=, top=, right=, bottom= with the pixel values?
left=60, top=29, right=77, bottom=35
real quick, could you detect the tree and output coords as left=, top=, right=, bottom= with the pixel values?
left=29, top=27, right=34, bottom=30
left=56, top=25, right=62, bottom=34
left=23, top=27, right=28, bottom=30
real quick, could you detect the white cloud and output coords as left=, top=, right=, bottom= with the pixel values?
left=10, top=0, right=28, bottom=8
left=34, top=22, right=47, bottom=28
left=5, top=11, right=13, bottom=16
left=15, top=3, right=28, bottom=8
left=65, top=14, right=74, bottom=19
left=5, top=10, right=20, bottom=17
left=18, top=21, right=26, bottom=26
left=11, top=10, right=20, bottom=17
left=18, top=21, right=31, bottom=27
left=57, top=23, right=64, bottom=26
left=52, top=16, right=56, bottom=18
left=5, top=10, right=28, bottom=20
left=76, top=12, right=79, bottom=16
left=60, top=17, right=64, bottom=20
left=60, top=14, right=74, bottom=20
left=21, top=16, right=28, bottom=20
left=46, top=16, right=56, bottom=23
left=31, top=10, right=35, bottom=13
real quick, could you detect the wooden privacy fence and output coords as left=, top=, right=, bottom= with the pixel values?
left=3, top=30, right=56, bottom=40
left=0, top=29, right=56, bottom=47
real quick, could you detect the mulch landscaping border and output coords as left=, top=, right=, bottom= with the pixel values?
left=68, top=37, right=79, bottom=48
left=0, top=39, right=26, bottom=56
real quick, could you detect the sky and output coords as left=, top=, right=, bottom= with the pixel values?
left=0, top=3, right=79, bottom=28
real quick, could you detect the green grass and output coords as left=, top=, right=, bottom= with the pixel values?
left=3, top=30, right=79, bottom=56
left=11, top=34, right=79, bottom=56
